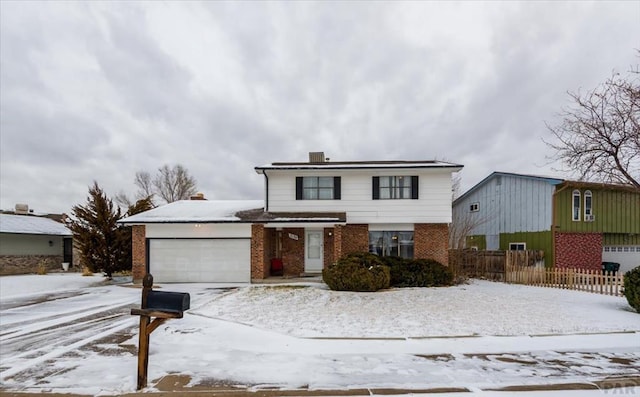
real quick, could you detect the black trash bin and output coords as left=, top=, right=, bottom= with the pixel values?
left=602, top=261, right=620, bottom=275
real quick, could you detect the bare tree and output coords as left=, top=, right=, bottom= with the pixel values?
left=153, top=164, right=198, bottom=203
left=116, top=164, right=198, bottom=208
left=545, top=67, right=640, bottom=189
left=115, top=172, right=154, bottom=208
left=449, top=209, right=492, bottom=250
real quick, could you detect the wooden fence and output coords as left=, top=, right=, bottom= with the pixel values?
left=505, top=265, right=624, bottom=296
left=449, top=249, right=624, bottom=297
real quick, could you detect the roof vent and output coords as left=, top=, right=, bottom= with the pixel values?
left=15, top=203, right=29, bottom=215
left=190, top=192, right=206, bottom=200
left=309, top=152, right=326, bottom=163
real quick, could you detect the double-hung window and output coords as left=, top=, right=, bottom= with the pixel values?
left=296, top=177, right=341, bottom=200
left=372, top=176, right=418, bottom=199
left=584, top=190, right=593, bottom=220
left=572, top=190, right=581, bottom=221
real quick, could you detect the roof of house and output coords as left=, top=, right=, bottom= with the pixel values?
left=0, top=214, right=72, bottom=236
left=118, top=199, right=348, bottom=224
left=557, top=180, right=640, bottom=193
left=256, top=160, right=463, bottom=173
left=454, top=171, right=565, bottom=204
left=235, top=208, right=347, bottom=223
left=118, top=200, right=265, bottom=224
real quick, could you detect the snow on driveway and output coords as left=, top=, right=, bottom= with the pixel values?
left=0, top=274, right=638, bottom=396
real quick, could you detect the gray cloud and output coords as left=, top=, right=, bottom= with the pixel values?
left=1, top=1, right=638, bottom=214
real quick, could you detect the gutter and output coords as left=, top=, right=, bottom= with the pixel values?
left=263, top=169, right=269, bottom=212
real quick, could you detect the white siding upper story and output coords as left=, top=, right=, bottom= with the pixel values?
left=263, top=168, right=457, bottom=224
left=453, top=172, right=563, bottom=236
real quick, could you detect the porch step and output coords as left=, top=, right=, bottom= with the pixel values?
left=301, top=272, right=322, bottom=277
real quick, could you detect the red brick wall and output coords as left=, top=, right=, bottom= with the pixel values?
left=282, top=228, right=305, bottom=276
left=264, top=228, right=277, bottom=276
left=324, top=228, right=335, bottom=268
left=414, top=223, right=449, bottom=265
left=555, top=232, right=602, bottom=270
left=251, top=224, right=267, bottom=279
left=333, top=225, right=343, bottom=260
left=132, top=225, right=146, bottom=283
left=340, top=224, right=369, bottom=256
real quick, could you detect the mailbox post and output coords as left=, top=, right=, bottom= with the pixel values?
left=131, top=274, right=190, bottom=390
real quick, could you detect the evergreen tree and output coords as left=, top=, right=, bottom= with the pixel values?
left=67, top=182, right=130, bottom=279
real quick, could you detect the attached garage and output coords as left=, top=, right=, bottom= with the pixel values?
left=119, top=199, right=264, bottom=283
left=149, top=239, right=250, bottom=283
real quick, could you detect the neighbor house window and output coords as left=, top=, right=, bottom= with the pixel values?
left=470, top=202, right=479, bottom=212
left=296, top=177, right=341, bottom=200
left=572, top=190, right=581, bottom=221
left=372, top=176, right=418, bottom=200
left=584, top=190, right=593, bottom=220
left=509, top=243, right=526, bottom=251
left=369, top=231, right=414, bottom=258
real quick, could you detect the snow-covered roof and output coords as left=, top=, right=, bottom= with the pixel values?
left=256, top=160, right=463, bottom=173
left=0, top=214, right=72, bottom=236
left=118, top=200, right=264, bottom=224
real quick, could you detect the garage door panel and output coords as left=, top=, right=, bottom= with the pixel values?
left=149, top=239, right=250, bottom=283
left=603, top=246, right=640, bottom=274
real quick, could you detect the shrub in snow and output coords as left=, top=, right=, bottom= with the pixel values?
left=623, top=266, right=640, bottom=313
left=322, top=253, right=390, bottom=292
left=387, top=258, right=454, bottom=287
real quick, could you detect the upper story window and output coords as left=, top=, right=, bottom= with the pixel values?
left=584, top=190, right=593, bottom=220
left=372, top=176, right=418, bottom=200
left=572, top=189, right=581, bottom=221
left=296, top=177, right=341, bottom=200
left=470, top=202, right=479, bottom=212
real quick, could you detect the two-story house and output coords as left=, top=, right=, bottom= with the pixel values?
left=452, top=172, right=640, bottom=273
left=120, top=153, right=463, bottom=283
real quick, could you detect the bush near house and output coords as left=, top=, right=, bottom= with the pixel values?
left=386, top=258, right=454, bottom=287
left=322, top=253, right=390, bottom=292
left=322, top=253, right=454, bottom=291
left=624, top=266, right=640, bottom=313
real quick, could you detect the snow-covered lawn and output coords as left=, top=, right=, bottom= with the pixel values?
left=196, top=282, right=638, bottom=337
left=0, top=274, right=638, bottom=396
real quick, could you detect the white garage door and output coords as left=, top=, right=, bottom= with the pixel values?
left=603, top=246, right=640, bottom=274
left=149, top=239, right=250, bottom=283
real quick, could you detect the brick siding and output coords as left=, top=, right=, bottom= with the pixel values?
left=0, top=255, right=66, bottom=275
left=555, top=232, right=602, bottom=270
left=250, top=224, right=266, bottom=279
left=340, top=224, right=369, bottom=255
left=131, top=225, right=146, bottom=283
left=324, top=228, right=335, bottom=267
left=414, top=223, right=450, bottom=265
left=281, top=228, right=305, bottom=276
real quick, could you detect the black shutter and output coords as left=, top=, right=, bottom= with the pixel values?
left=372, top=176, right=380, bottom=200
left=334, top=177, right=341, bottom=200
left=411, top=176, right=419, bottom=199
left=296, top=177, right=303, bottom=200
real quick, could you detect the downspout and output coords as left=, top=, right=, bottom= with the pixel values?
left=551, top=183, right=570, bottom=268
left=263, top=170, right=269, bottom=212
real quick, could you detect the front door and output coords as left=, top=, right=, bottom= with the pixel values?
left=305, top=229, right=324, bottom=273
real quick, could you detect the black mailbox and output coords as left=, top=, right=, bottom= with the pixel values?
left=144, top=290, right=190, bottom=313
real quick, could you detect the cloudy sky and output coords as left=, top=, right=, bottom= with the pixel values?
left=1, top=1, right=638, bottom=214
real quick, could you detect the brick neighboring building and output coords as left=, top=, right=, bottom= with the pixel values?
left=120, top=153, right=463, bottom=283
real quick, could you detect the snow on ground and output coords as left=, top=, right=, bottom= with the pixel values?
left=0, top=276, right=638, bottom=396
left=0, top=272, right=105, bottom=299
left=193, top=281, right=639, bottom=337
